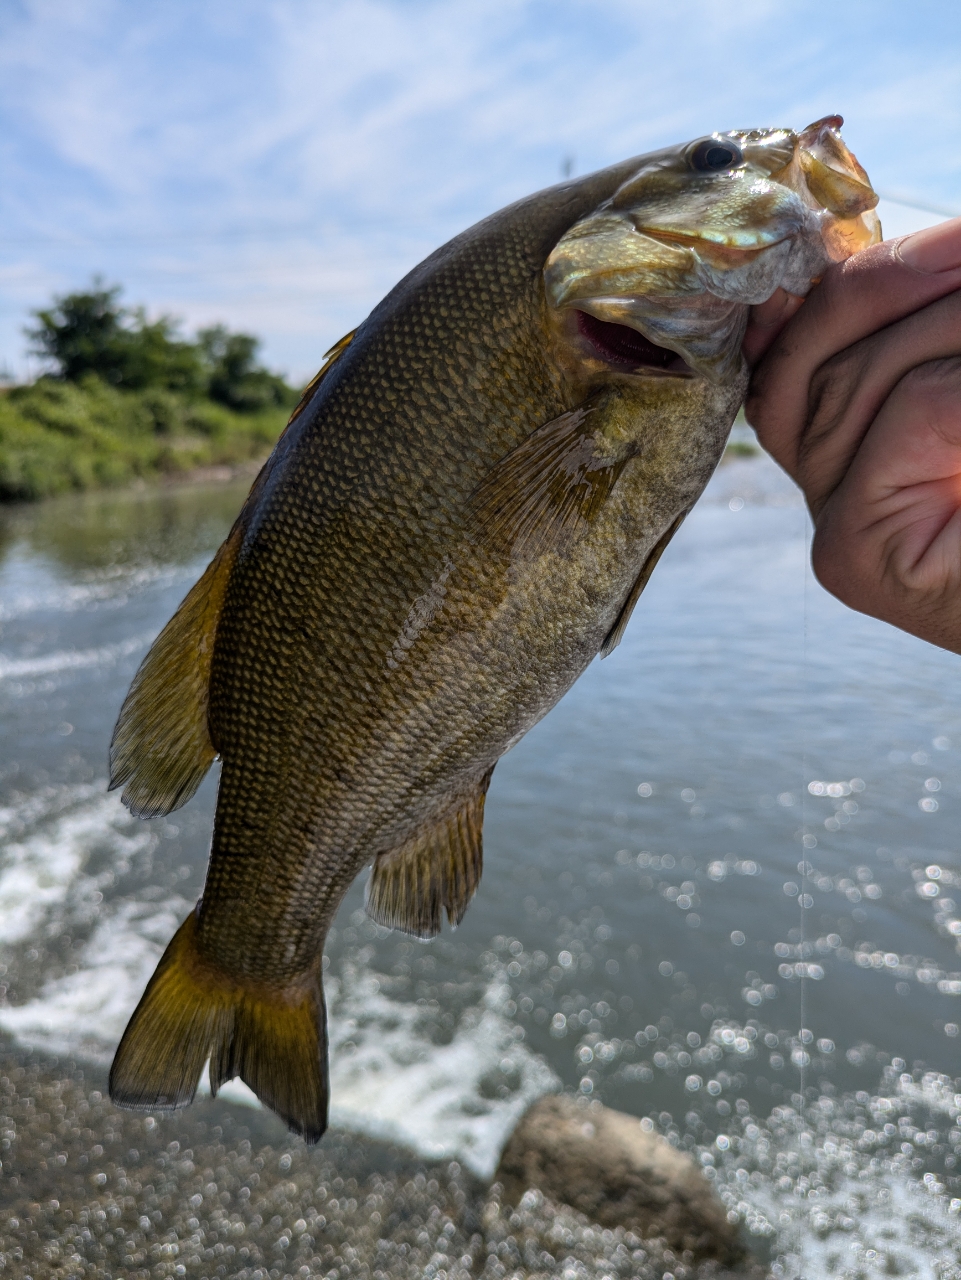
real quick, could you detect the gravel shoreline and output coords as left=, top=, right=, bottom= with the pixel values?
left=0, top=1048, right=756, bottom=1280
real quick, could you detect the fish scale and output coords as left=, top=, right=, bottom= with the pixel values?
left=106, top=120, right=880, bottom=1140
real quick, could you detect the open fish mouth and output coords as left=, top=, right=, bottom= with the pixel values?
left=576, top=310, right=692, bottom=376
left=546, top=116, right=881, bottom=384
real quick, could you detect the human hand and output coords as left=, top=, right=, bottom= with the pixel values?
left=743, top=218, right=961, bottom=652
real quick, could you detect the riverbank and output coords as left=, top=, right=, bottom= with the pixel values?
left=0, top=378, right=290, bottom=503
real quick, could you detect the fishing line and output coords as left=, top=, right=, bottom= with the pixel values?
left=793, top=496, right=814, bottom=1277
left=798, top=501, right=813, bottom=1111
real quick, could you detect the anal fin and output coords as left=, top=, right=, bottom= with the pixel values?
left=365, top=770, right=494, bottom=938
left=600, top=510, right=688, bottom=657
left=109, top=522, right=242, bottom=818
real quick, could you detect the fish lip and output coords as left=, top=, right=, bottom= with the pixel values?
left=574, top=309, right=695, bottom=379
left=631, top=226, right=792, bottom=257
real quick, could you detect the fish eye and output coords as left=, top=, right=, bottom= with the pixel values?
left=689, top=138, right=744, bottom=173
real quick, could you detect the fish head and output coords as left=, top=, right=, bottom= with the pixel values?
left=545, top=116, right=880, bottom=384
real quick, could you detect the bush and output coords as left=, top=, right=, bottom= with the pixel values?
left=198, top=326, right=297, bottom=413
left=0, top=376, right=290, bottom=502
left=26, top=284, right=206, bottom=394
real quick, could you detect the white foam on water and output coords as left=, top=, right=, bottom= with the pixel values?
left=0, top=560, right=188, bottom=623
left=1, top=777, right=958, bottom=1251
left=0, top=785, right=151, bottom=945
left=0, top=808, right=558, bottom=1180
left=324, top=969, right=559, bottom=1179
left=198, top=972, right=560, bottom=1180
left=0, top=895, right=185, bottom=1061
left=762, top=1174, right=960, bottom=1279
left=0, top=633, right=152, bottom=682
left=706, top=1080, right=961, bottom=1279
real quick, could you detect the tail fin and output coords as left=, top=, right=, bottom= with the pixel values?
left=109, top=911, right=328, bottom=1143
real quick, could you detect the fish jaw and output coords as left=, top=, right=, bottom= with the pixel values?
left=544, top=119, right=880, bottom=384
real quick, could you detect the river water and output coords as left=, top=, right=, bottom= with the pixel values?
left=1, top=457, right=960, bottom=1277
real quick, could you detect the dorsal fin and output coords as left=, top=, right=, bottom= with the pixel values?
left=365, top=770, right=494, bottom=939
left=286, top=329, right=356, bottom=426
left=109, top=523, right=242, bottom=818
left=600, top=510, right=687, bottom=658
left=465, top=403, right=628, bottom=560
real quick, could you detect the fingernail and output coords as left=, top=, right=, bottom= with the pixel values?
left=898, top=217, right=961, bottom=273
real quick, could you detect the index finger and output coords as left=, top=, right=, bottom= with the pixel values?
left=746, top=218, right=961, bottom=477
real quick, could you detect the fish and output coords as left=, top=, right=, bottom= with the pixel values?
left=107, top=116, right=879, bottom=1140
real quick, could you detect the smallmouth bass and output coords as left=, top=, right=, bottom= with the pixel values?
left=108, top=117, right=879, bottom=1139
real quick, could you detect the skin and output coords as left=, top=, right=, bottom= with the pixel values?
left=745, top=219, right=961, bottom=653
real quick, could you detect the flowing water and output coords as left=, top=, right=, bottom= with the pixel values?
left=1, top=457, right=960, bottom=1277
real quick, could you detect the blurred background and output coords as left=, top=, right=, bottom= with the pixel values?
left=3, top=5, right=961, bottom=1279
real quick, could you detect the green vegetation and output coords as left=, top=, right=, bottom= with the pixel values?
left=723, top=439, right=760, bottom=459
left=0, top=283, right=299, bottom=502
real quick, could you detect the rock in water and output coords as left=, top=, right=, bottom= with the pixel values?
left=495, top=1095, right=742, bottom=1261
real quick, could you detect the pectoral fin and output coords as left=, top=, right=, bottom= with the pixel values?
left=600, top=510, right=688, bottom=657
left=109, top=523, right=242, bottom=818
left=365, top=770, right=494, bottom=939
left=466, top=404, right=628, bottom=560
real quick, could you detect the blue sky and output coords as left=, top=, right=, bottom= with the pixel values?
left=1, top=0, right=959, bottom=383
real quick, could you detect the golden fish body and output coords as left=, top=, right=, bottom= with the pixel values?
left=108, top=118, right=879, bottom=1139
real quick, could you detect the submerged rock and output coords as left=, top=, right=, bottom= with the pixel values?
left=495, top=1094, right=743, bottom=1261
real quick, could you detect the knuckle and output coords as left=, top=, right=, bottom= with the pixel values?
left=743, top=386, right=767, bottom=433
left=811, top=535, right=849, bottom=601
left=798, top=344, right=875, bottom=470
left=891, top=358, right=961, bottom=438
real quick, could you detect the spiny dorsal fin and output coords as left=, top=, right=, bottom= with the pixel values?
left=600, top=510, right=688, bottom=658
left=365, top=770, right=494, bottom=939
left=110, top=909, right=329, bottom=1143
left=286, top=329, right=356, bottom=426
left=465, top=404, right=628, bottom=560
left=109, top=523, right=242, bottom=818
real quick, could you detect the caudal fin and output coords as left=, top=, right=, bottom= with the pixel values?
left=109, top=911, right=329, bottom=1142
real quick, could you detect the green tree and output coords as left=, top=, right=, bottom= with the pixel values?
left=26, top=281, right=205, bottom=393
left=198, top=325, right=295, bottom=413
